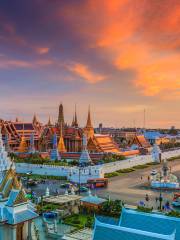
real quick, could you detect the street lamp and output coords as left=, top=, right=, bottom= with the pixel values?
left=159, top=172, right=163, bottom=211
left=78, top=164, right=84, bottom=195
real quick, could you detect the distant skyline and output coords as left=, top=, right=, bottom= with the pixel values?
left=0, top=0, right=179, bottom=128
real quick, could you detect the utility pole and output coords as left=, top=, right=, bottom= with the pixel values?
left=143, top=109, right=146, bottom=130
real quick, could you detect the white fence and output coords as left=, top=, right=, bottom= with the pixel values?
left=15, top=149, right=180, bottom=182
left=15, top=163, right=69, bottom=176
left=102, top=149, right=180, bottom=174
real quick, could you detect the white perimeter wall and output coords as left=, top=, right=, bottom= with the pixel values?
left=15, top=149, right=180, bottom=181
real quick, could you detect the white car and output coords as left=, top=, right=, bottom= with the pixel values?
left=151, top=170, right=157, bottom=175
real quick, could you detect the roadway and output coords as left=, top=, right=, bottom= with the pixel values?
left=96, top=159, right=180, bottom=208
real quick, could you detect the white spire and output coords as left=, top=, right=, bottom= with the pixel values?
left=71, top=187, right=75, bottom=195
left=88, top=188, right=92, bottom=196
left=0, top=127, right=11, bottom=179
left=45, top=187, right=50, bottom=197
left=79, top=134, right=92, bottom=165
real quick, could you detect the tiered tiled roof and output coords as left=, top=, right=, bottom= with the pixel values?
left=88, top=134, right=120, bottom=153
left=133, top=135, right=151, bottom=148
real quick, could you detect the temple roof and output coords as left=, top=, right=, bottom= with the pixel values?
left=133, top=135, right=151, bottom=148
left=7, top=209, right=38, bottom=225
left=93, top=218, right=175, bottom=240
left=81, top=195, right=107, bottom=205
left=93, top=208, right=180, bottom=240
left=89, top=134, right=120, bottom=153
left=119, top=208, right=180, bottom=239
left=6, top=189, right=21, bottom=206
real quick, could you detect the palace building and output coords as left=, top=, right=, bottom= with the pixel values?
left=0, top=115, right=42, bottom=152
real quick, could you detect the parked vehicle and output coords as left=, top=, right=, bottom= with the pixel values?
left=150, top=170, right=157, bottom=176
left=87, top=178, right=108, bottom=188
left=79, top=186, right=88, bottom=192
left=60, top=183, right=72, bottom=189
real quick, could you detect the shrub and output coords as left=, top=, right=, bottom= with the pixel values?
left=117, top=168, right=135, bottom=173
left=133, top=165, right=148, bottom=170
left=166, top=211, right=180, bottom=218
left=137, top=206, right=153, bottom=213
left=104, top=172, right=119, bottom=178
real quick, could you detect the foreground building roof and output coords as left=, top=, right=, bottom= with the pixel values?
left=93, top=208, right=180, bottom=240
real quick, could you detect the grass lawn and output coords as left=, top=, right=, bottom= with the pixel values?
left=63, top=214, right=94, bottom=229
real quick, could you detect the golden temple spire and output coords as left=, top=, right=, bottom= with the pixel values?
left=86, top=105, right=92, bottom=127
left=58, top=123, right=66, bottom=153
left=18, top=124, right=28, bottom=153
left=71, top=115, right=75, bottom=127
left=74, top=104, right=78, bottom=127
left=47, top=116, right=52, bottom=126
left=83, top=105, right=94, bottom=140
left=58, top=103, right=64, bottom=127
left=33, top=113, right=38, bottom=125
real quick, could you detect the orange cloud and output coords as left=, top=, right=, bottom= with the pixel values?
left=92, top=0, right=180, bottom=97
left=36, top=47, right=50, bottom=54
left=115, top=42, right=180, bottom=97
left=70, top=63, right=106, bottom=83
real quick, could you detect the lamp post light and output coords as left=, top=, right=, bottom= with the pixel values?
left=159, top=172, right=163, bottom=211
left=78, top=164, right=84, bottom=195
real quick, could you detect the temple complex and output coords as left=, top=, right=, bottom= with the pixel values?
left=0, top=103, right=152, bottom=157
left=0, top=128, right=38, bottom=240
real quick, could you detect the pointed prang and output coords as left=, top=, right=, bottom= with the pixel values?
left=47, top=116, right=52, bottom=126
left=58, top=103, right=64, bottom=127
left=74, top=104, right=78, bottom=127
left=15, top=117, right=19, bottom=122
left=33, top=113, right=38, bottom=124
left=58, top=122, right=66, bottom=153
left=71, top=115, right=75, bottom=127
left=86, top=105, right=92, bottom=127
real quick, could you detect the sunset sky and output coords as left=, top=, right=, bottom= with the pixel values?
left=0, top=0, right=179, bottom=128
